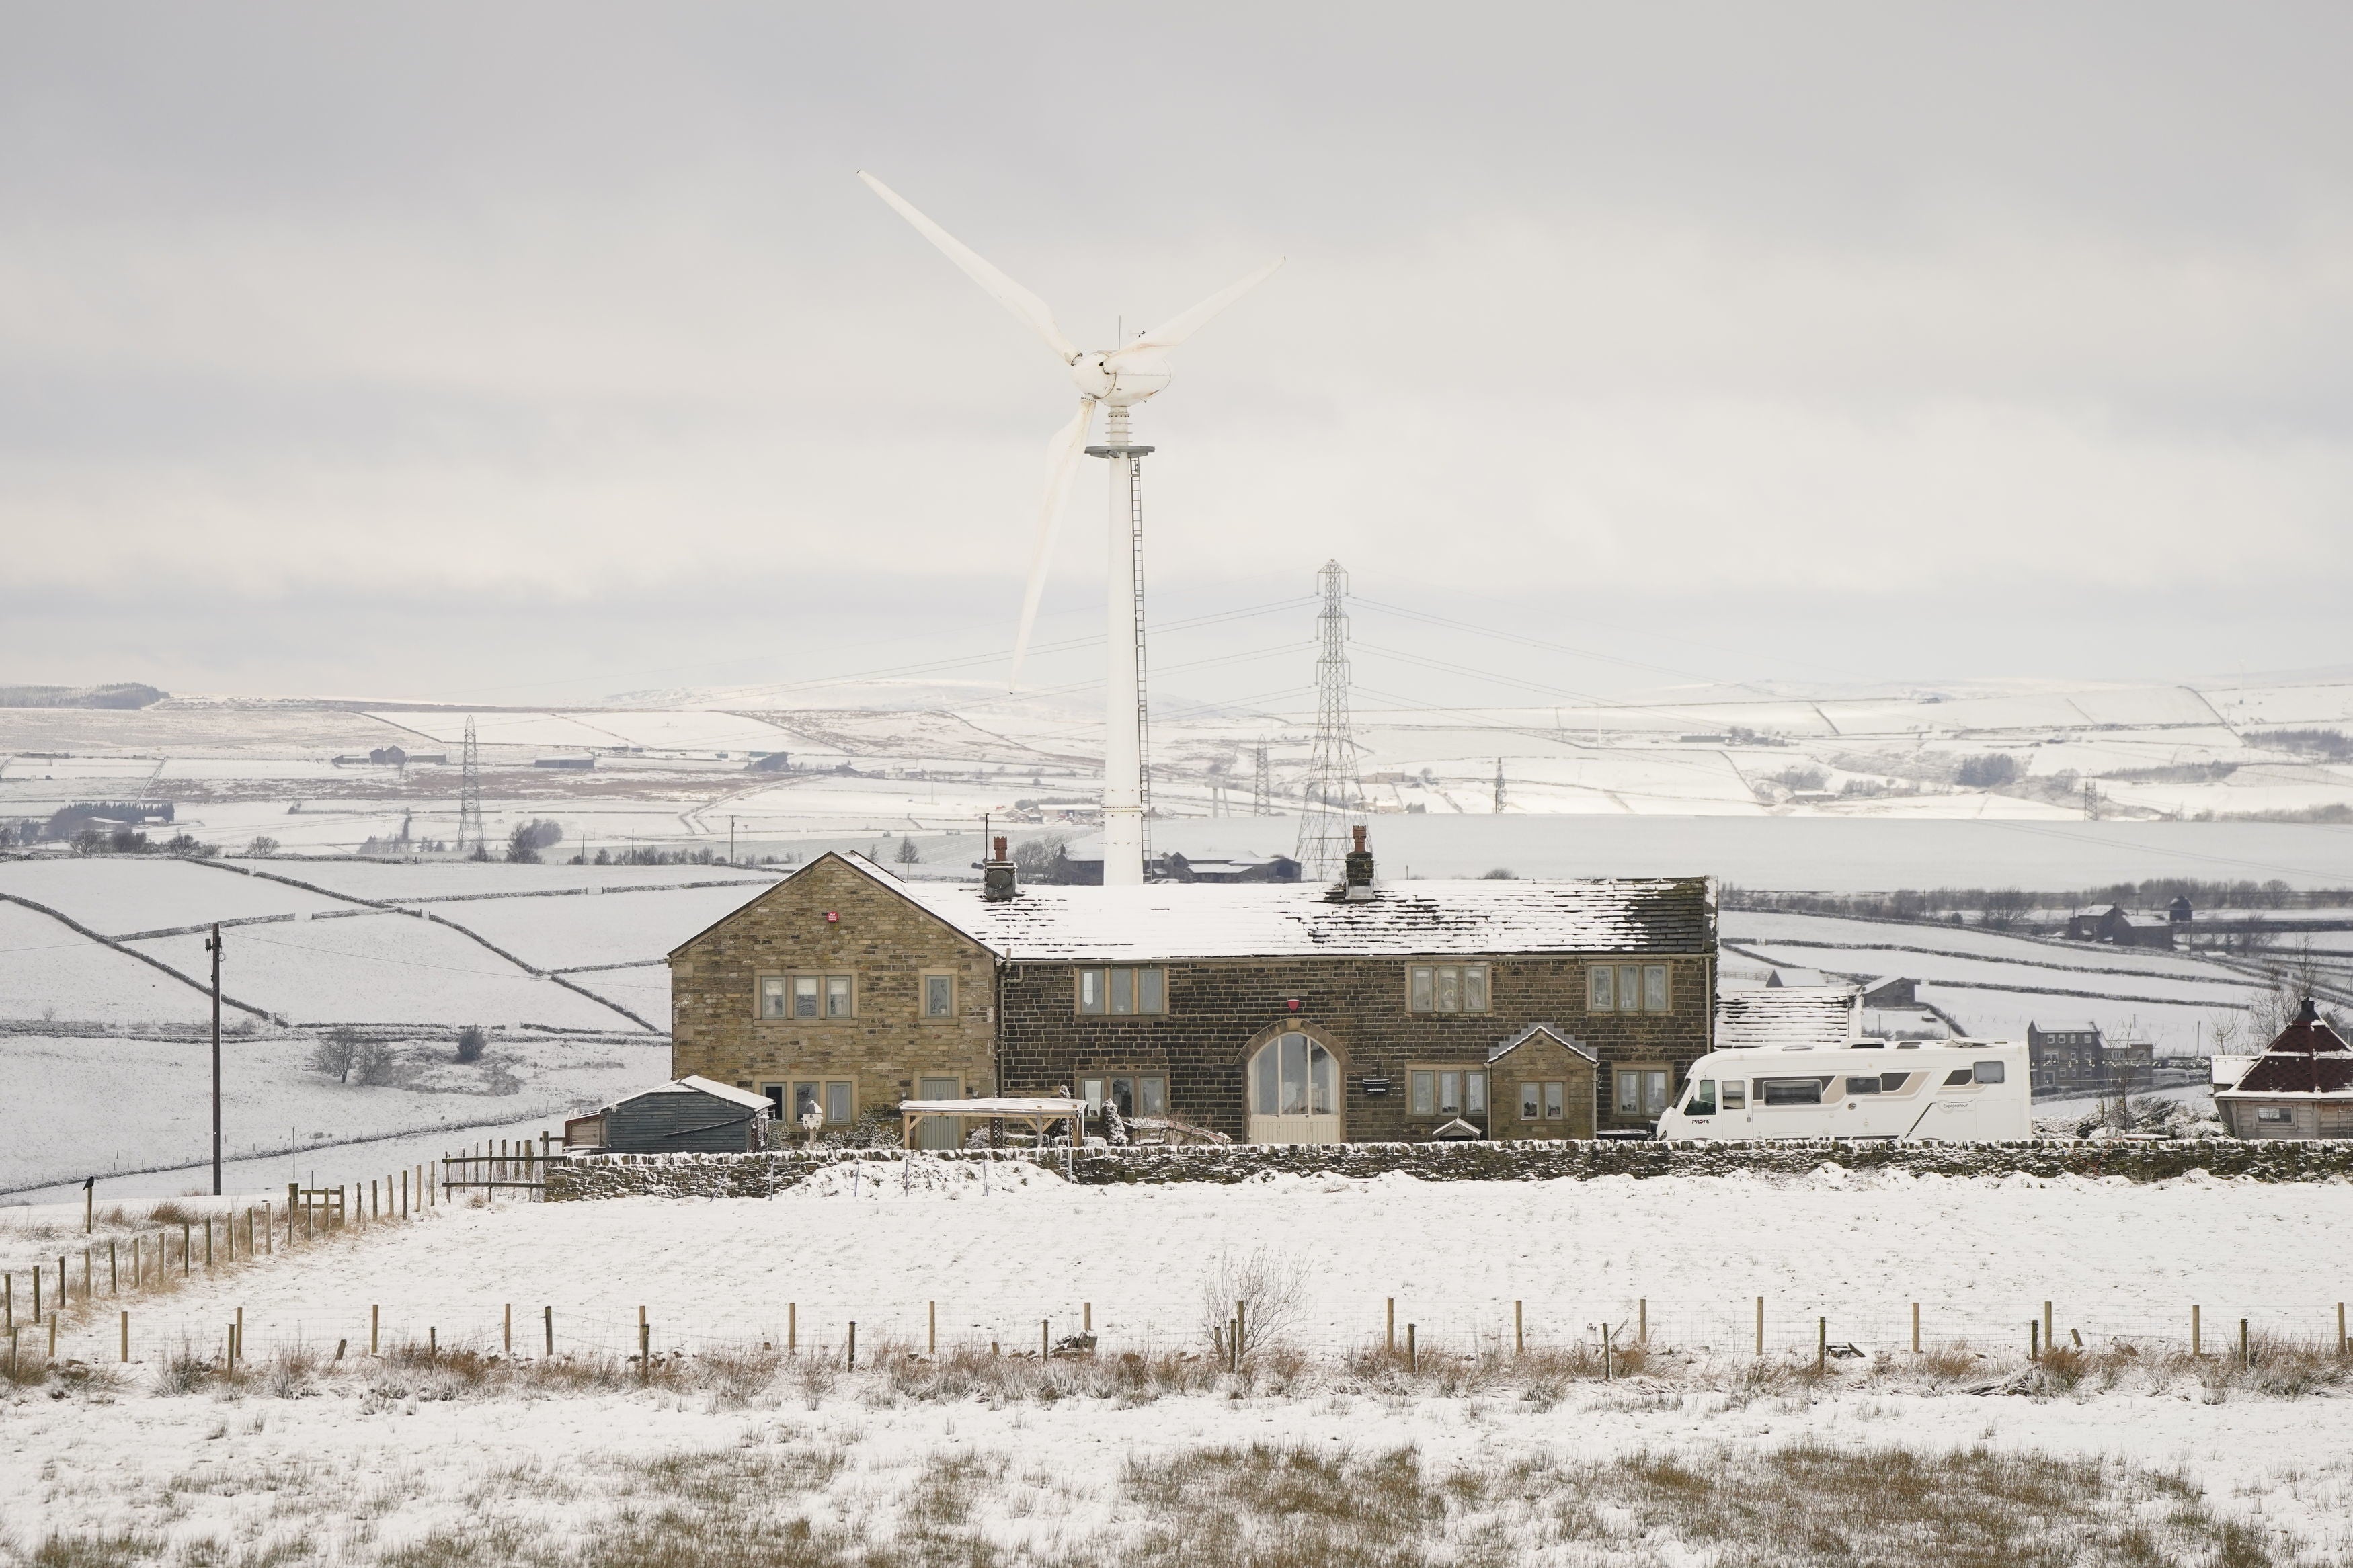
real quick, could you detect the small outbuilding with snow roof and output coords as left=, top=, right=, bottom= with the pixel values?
left=2211, top=1001, right=2353, bottom=1139
left=666, top=829, right=1715, bottom=1144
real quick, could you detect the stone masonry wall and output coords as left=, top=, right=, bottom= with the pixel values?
left=549, top=1137, right=2353, bottom=1200
left=994, top=950, right=1714, bottom=1142
left=668, top=858, right=998, bottom=1120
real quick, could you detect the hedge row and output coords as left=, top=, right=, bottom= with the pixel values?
left=547, top=1136, right=2353, bottom=1200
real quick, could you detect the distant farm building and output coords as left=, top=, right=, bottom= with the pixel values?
left=2063, top=905, right=2176, bottom=949
left=2026, top=1021, right=2152, bottom=1096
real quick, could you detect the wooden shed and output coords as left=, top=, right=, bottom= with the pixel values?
left=586, top=1076, right=773, bottom=1154
left=2212, top=1001, right=2353, bottom=1139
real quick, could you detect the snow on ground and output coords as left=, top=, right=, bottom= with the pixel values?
left=39, top=1167, right=2353, bottom=1366
left=3, top=1376, right=2350, bottom=1565
left=0, top=1031, right=665, bottom=1199
left=243, top=858, right=779, bottom=904
left=431, top=884, right=763, bottom=971
left=1724, top=910, right=2258, bottom=985
left=123, top=917, right=641, bottom=1030
left=0, top=903, right=214, bottom=1026
left=0, top=856, right=352, bottom=934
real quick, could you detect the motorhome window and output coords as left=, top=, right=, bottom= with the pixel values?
left=1973, top=1061, right=2006, bottom=1084
left=1942, top=1069, right=1974, bottom=1087
left=1722, top=1081, right=1746, bottom=1109
left=1687, top=1079, right=1716, bottom=1116
left=1879, top=1073, right=1911, bottom=1092
left=1759, top=1077, right=1827, bottom=1106
left=1844, top=1077, right=1882, bottom=1095
left=1895, top=1041, right=1920, bottom=1049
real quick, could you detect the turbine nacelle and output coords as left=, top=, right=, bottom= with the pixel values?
left=857, top=170, right=1281, bottom=685
left=1070, top=347, right=1172, bottom=408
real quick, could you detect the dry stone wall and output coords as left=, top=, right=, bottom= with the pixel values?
left=548, top=1137, right=2353, bottom=1200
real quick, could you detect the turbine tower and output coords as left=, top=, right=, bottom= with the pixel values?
left=859, top=172, right=1281, bottom=886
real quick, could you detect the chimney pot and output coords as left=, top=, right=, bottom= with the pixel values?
left=993, top=835, right=1008, bottom=860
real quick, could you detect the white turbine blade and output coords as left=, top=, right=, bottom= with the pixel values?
left=857, top=171, right=1080, bottom=364
left=1009, top=399, right=1098, bottom=688
left=1110, top=255, right=1285, bottom=358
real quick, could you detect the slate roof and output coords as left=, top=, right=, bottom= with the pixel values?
left=1716, top=985, right=1862, bottom=1050
left=811, top=852, right=1714, bottom=962
left=2219, top=1007, right=2353, bottom=1097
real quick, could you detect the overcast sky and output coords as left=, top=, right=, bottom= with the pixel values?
left=3, top=3, right=2348, bottom=708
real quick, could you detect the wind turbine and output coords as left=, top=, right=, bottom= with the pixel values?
left=859, top=171, right=1281, bottom=887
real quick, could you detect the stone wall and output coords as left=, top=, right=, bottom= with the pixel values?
left=667, top=856, right=998, bottom=1122
left=997, top=951, right=1713, bottom=1143
left=547, top=1136, right=2353, bottom=1200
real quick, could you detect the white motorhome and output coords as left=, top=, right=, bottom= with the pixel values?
left=1653, top=1040, right=2032, bottom=1142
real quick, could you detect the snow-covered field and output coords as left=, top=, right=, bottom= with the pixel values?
left=6, top=1169, right=2353, bottom=1563
left=30, top=1165, right=2353, bottom=1366
left=0, top=1031, right=663, bottom=1199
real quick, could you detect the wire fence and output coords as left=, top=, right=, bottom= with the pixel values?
left=21, top=1290, right=2353, bottom=1374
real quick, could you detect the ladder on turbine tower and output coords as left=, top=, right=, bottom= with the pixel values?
left=1125, top=454, right=1152, bottom=861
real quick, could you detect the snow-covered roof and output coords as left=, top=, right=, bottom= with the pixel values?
left=2210, top=1055, right=2258, bottom=1088
left=1487, top=1022, right=1599, bottom=1065
left=898, top=1097, right=1083, bottom=1116
left=2216, top=1007, right=2353, bottom=1098
left=610, top=1075, right=772, bottom=1113
left=799, top=853, right=1712, bottom=961
left=1716, top=985, right=1861, bottom=1049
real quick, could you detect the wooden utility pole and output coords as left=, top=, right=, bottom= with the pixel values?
left=204, top=924, right=223, bottom=1196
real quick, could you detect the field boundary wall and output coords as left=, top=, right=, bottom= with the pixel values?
left=548, top=1137, right=2353, bottom=1199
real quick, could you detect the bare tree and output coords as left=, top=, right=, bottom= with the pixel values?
left=1199, top=1245, right=1308, bottom=1360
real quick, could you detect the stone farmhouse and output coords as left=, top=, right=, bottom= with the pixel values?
left=666, top=833, right=1716, bottom=1145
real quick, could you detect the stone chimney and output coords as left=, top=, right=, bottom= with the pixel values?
left=1343, top=825, right=1375, bottom=901
left=982, top=835, right=1019, bottom=902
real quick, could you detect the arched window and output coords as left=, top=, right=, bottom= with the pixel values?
left=1250, top=1032, right=1338, bottom=1118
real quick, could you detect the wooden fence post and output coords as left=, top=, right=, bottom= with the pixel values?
left=1386, top=1297, right=1395, bottom=1354
left=120, top=1311, right=128, bottom=1364
left=109, top=1241, right=118, bottom=1296
left=545, top=1305, right=555, bottom=1358
left=1601, top=1323, right=1611, bottom=1382
left=1235, top=1300, right=1246, bottom=1362
left=1514, top=1300, right=1524, bottom=1357
left=2042, top=1301, right=2052, bottom=1356
left=1754, top=1296, right=1763, bottom=1357
left=2240, top=1318, right=2251, bottom=1365
left=788, top=1302, right=797, bottom=1356
left=262, top=1200, right=271, bottom=1255
left=1406, top=1323, right=1417, bottom=1374
left=31, top=1264, right=40, bottom=1323
left=2192, top=1305, right=2201, bottom=1356
left=928, top=1301, right=937, bottom=1356
left=1041, top=1319, right=1050, bottom=1360
left=371, top=1305, right=379, bottom=1356
left=504, top=1304, right=512, bottom=1356
left=1084, top=1301, right=1092, bottom=1334
left=1639, top=1298, right=1648, bottom=1344
left=2339, top=1302, right=2347, bottom=1356
left=2030, top=1321, right=2040, bottom=1361
left=847, top=1321, right=856, bottom=1372
left=1912, top=1302, right=1921, bottom=1354
left=1816, top=1316, right=1826, bottom=1374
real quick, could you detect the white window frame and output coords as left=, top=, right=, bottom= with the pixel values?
left=1080, top=1073, right=1168, bottom=1119
left=1615, top=1063, right=1671, bottom=1116
left=760, top=974, right=855, bottom=1021
left=1407, top=1064, right=1486, bottom=1118
left=774, top=1077, right=858, bottom=1127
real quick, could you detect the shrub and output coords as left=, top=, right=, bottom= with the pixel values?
left=455, top=1025, right=487, bottom=1064
left=1199, top=1245, right=1306, bottom=1360
left=506, top=819, right=563, bottom=863
left=352, top=1039, right=405, bottom=1087
left=245, top=836, right=278, bottom=857
left=1956, top=753, right=2021, bottom=788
